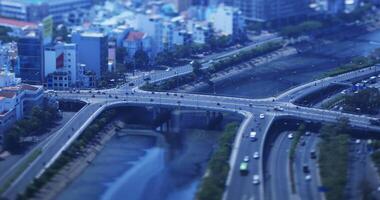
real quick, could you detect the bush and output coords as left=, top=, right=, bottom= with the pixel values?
left=19, top=108, right=118, bottom=198
left=196, top=123, right=238, bottom=200
left=318, top=119, right=350, bottom=200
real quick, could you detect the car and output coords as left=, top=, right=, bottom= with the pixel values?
left=109, top=94, right=112, bottom=98
left=217, top=102, right=221, bottom=106
left=249, top=103, right=253, bottom=107
left=97, top=91, right=101, bottom=94
left=252, top=175, right=260, bottom=185
left=150, top=99, right=154, bottom=102
left=115, top=96, right=118, bottom=99
left=310, top=150, right=317, bottom=159
left=274, top=106, right=284, bottom=111
left=305, top=175, right=311, bottom=181
left=301, top=140, right=306, bottom=146
left=305, top=131, right=311, bottom=136
left=259, top=114, right=265, bottom=119
left=151, top=91, right=155, bottom=94
left=128, top=82, right=135, bottom=86
left=253, top=152, right=259, bottom=159
left=180, top=95, right=184, bottom=98
left=303, top=165, right=310, bottom=173
left=166, top=92, right=170, bottom=96
left=92, top=94, right=95, bottom=98
left=287, top=133, right=294, bottom=139
left=88, top=90, right=92, bottom=93
left=244, top=156, right=250, bottom=162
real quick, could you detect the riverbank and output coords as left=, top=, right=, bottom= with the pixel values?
left=31, top=119, right=125, bottom=200
left=176, top=46, right=298, bottom=93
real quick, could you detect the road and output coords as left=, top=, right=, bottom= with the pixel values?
left=294, top=133, right=322, bottom=200
left=266, top=132, right=292, bottom=200
left=2, top=43, right=380, bottom=199
left=225, top=112, right=274, bottom=200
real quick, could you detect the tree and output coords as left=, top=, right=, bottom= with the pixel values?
left=4, top=130, right=21, bottom=153
left=116, top=47, right=127, bottom=64
left=54, top=24, right=69, bottom=42
left=134, top=50, right=149, bottom=68
left=192, top=60, right=203, bottom=77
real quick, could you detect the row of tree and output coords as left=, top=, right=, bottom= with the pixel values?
left=280, top=3, right=374, bottom=38
left=318, top=118, right=350, bottom=200
left=19, top=109, right=117, bottom=199
left=196, top=123, right=238, bottom=200
left=4, top=104, right=60, bottom=153
left=342, top=88, right=380, bottom=115
left=142, top=41, right=283, bottom=91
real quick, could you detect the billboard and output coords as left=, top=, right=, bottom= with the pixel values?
left=42, top=15, right=53, bottom=45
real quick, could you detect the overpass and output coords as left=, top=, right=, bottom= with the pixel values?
left=2, top=51, right=380, bottom=200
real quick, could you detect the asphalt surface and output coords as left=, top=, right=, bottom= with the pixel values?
left=267, top=132, right=292, bottom=200
left=294, top=134, right=322, bottom=200
left=2, top=40, right=380, bottom=200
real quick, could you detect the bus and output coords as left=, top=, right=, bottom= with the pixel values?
left=240, top=162, right=249, bottom=175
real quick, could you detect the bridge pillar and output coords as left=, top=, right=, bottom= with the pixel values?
left=170, top=110, right=182, bottom=134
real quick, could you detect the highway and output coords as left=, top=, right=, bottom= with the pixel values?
left=294, top=133, right=322, bottom=200
left=266, top=132, right=292, bottom=200
left=2, top=38, right=380, bottom=200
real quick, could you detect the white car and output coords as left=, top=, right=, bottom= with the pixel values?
left=253, top=152, right=259, bottom=159
left=244, top=155, right=250, bottom=162
left=305, top=175, right=311, bottom=181
left=288, top=133, right=294, bottom=139
left=252, top=175, right=260, bottom=185
left=259, top=114, right=265, bottom=119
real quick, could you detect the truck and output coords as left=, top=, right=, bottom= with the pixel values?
left=240, top=162, right=249, bottom=175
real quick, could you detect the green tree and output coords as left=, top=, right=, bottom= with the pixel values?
left=192, top=60, right=203, bottom=77
left=134, top=50, right=149, bottom=68
left=116, top=47, right=127, bottom=64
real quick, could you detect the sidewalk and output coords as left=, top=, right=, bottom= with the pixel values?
left=32, top=120, right=124, bottom=200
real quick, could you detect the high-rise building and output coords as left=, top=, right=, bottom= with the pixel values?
left=44, top=43, right=78, bottom=89
left=165, top=0, right=192, bottom=12
left=233, top=0, right=310, bottom=22
left=72, top=32, right=108, bottom=79
left=17, top=33, right=43, bottom=84
left=0, top=0, right=92, bottom=23
left=327, top=0, right=345, bottom=14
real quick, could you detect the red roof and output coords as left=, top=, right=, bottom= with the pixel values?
left=20, top=84, right=39, bottom=91
left=126, top=32, right=145, bottom=42
left=0, top=91, right=16, bottom=98
left=0, top=17, right=37, bottom=29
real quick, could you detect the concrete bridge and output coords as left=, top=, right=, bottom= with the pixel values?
left=2, top=52, right=380, bottom=200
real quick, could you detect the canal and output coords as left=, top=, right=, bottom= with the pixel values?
left=57, top=29, right=380, bottom=200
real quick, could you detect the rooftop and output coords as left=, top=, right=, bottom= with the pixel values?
left=0, top=17, right=37, bottom=29
left=125, top=32, right=146, bottom=42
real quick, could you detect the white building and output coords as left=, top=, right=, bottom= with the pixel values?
left=123, top=31, right=152, bottom=59
left=0, top=0, right=92, bottom=22
left=207, top=5, right=245, bottom=36
left=0, top=70, right=43, bottom=141
left=44, top=43, right=78, bottom=89
left=136, top=13, right=164, bottom=56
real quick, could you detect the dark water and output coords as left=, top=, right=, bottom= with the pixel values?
left=57, top=30, right=380, bottom=200
left=57, top=130, right=218, bottom=200
left=198, top=30, right=380, bottom=98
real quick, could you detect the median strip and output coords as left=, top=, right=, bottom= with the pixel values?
left=196, top=123, right=239, bottom=200
left=0, top=148, right=42, bottom=195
